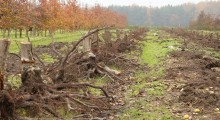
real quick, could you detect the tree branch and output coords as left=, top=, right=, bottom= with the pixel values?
left=60, top=28, right=105, bottom=69
left=53, top=82, right=110, bottom=98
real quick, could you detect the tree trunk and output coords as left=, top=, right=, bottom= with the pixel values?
left=49, top=30, right=61, bottom=57
left=7, top=29, right=10, bottom=38
left=45, top=30, right=47, bottom=37
left=33, top=28, right=36, bottom=36
left=41, top=30, right=43, bottom=37
left=26, top=29, right=29, bottom=37
left=2, top=29, right=6, bottom=38
left=0, top=39, right=10, bottom=90
left=15, top=29, right=17, bottom=38
left=37, top=30, right=40, bottom=36
left=30, top=30, right=33, bottom=37
left=19, top=29, right=22, bottom=38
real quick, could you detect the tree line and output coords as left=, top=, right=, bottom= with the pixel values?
left=0, top=0, right=127, bottom=38
left=189, top=11, right=220, bottom=30
left=108, top=1, right=220, bottom=27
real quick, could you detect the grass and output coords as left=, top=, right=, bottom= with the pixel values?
left=0, top=30, right=86, bottom=53
left=87, top=65, right=122, bottom=96
left=88, top=76, right=110, bottom=96
left=119, top=30, right=180, bottom=120
left=204, top=47, right=220, bottom=59
left=7, top=75, right=22, bottom=89
left=39, top=53, right=57, bottom=63
left=121, top=104, right=174, bottom=120
left=57, top=106, right=75, bottom=120
left=141, top=31, right=180, bottom=67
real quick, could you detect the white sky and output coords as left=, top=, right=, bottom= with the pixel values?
left=78, top=0, right=212, bottom=7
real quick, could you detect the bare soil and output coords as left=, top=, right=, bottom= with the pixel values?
left=165, top=29, right=220, bottom=119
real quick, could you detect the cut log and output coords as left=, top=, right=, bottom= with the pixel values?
left=20, top=42, right=35, bottom=69
left=0, top=39, right=10, bottom=90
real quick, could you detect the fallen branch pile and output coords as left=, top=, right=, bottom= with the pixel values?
left=1, top=27, right=147, bottom=119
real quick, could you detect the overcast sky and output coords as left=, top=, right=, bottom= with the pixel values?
left=78, top=0, right=211, bottom=7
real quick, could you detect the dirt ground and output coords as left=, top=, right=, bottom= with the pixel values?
left=166, top=29, right=220, bottom=50
left=165, top=29, right=220, bottom=119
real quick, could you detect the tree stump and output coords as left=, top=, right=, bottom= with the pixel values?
left=82, top=37, right=98, bottom=78
left=102, top=30, right=112, bottom=47
left=82, top=36, right=92, bottom=52
left=116, top=29, right=122, bottom=40
left=92, top=32, right=99, bottom=53
left=0, top=39, right=10, bottom=90
left=93, top=32, right=99, bottom=45
left=20, top=42, right=45, bottom=94
left=20, top=42, right=35, bottom=70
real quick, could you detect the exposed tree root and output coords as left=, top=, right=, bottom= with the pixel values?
left=2, top=28, right=148, bottom=119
